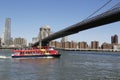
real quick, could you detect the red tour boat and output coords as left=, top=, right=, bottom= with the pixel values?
left=11, top=46, right=61, bottom=58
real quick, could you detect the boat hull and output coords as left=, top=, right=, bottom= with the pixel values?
left=12, top=54, right=61, bottom=58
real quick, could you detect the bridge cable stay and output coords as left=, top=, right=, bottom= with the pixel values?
left=85, top=0, right=112, bottom=20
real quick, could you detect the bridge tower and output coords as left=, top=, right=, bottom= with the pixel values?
left=38, top=25, right=51, bottom=46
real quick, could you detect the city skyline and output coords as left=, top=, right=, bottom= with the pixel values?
left=0, top=0, right=120, bottom=44
left=0, top=17, right=119, bottom=46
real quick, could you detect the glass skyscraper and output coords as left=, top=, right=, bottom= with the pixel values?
left=2, top=18, right=11, bottom=46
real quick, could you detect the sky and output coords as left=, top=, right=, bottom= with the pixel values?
left=0, top=0, right=120, bottom=45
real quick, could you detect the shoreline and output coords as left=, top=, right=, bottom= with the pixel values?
left=57, top=48, right=120, bottom=52
left=0, top=47, right=120, bottom=52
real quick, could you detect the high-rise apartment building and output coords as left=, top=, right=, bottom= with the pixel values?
left=14, top=38, right=27, bottom=47
left=101, top=42, right=113, bottom=49
left=1, top=18, right=11, bottom=46
left=71, top=41, right=78, bottom=49
left=111, top=34, right=118, bottom=45
left=91, top=41, right=99, bottom=49
left=61, top=41, right=77, bottom=49
left=50, top=41, right=62, bottom=48
left=78, top=42, right=88, bottom=49
left=62, top=41, right=70, bottom=49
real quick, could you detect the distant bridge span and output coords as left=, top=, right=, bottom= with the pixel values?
left=33, top=7, right=120, bottom=46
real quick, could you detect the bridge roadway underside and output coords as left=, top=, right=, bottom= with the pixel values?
left=33, top=7, right=120, bottom=46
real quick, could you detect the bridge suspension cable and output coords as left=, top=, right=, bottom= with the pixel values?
left=110, top=1, right=120, bottom=10
left=85, top=0, right=112, bottom=20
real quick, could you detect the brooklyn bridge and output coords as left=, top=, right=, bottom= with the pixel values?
left=33, top=7, right=120, bottom=46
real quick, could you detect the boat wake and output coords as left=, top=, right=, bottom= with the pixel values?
left=0, top=56, right=11, bottom=59
left=14, top=56, right=54, bottom=59
left=44, top=56, right=54, bottom=58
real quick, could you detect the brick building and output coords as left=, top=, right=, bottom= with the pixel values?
left=91, top=41, right=99, bottom=49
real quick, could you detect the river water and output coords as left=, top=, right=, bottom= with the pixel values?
left=0, top=49, right=120, bottom=80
